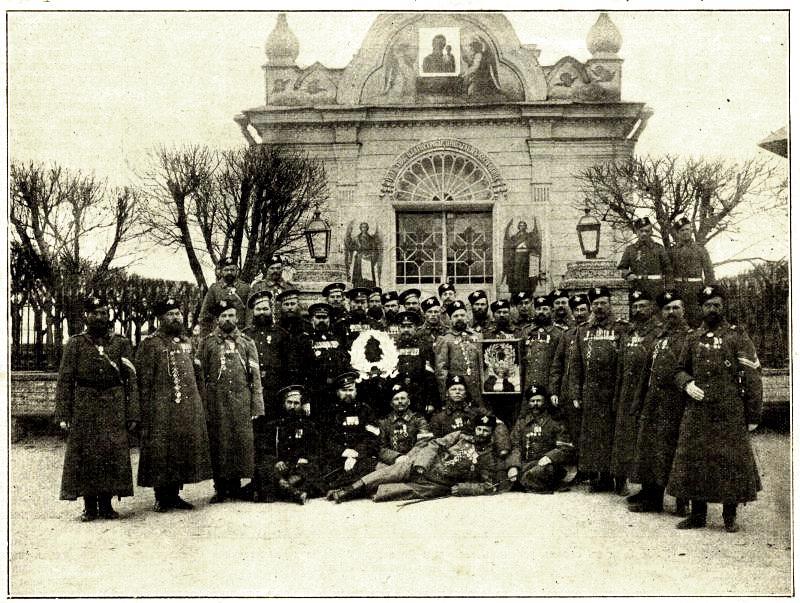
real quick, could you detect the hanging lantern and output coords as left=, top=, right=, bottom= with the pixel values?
left=304, top=210, right=330, bottom=263
left=576, top=207, right=601, bottom=259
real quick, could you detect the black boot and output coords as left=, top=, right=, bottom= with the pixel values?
left=81, top=495, right=98, bottom=522
left=171, top=485, right=193, bottom=510
left=153, top=486, right=173, bottom=513
left=614, top=475, right=629, bottom=496
left=625, top=488, right=646, bottom=505
left=589, top=472, right=614, bottom=493
left=677, top=500, right=707, bottom=529
left=327, top=481, right=365, bottom=503
left=98, top=495, right=119, bottom=520
left=723, top=503, right=739, bottom=533
left=675, top=497, right=690, bottom=517
left=629, top=484, right=664, bottom=513
left=278, top=479, right=307, bottom=505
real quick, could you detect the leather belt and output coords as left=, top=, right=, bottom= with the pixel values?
left=676, top=277, right=703, bottom=283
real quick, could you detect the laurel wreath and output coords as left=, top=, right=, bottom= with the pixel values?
left=483, top=342, right=519, bottom=378
left=349, top=329, right=401, bottom=379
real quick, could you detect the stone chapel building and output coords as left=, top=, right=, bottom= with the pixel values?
left=234, top=12, right=651, bottom=300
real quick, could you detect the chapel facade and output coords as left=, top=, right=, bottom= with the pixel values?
left=234, top=12, right=651, bottom=300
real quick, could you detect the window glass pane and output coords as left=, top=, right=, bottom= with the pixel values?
left=446, top=213, right=493, bottom=284
left=396, top=213, right=444, bottom=285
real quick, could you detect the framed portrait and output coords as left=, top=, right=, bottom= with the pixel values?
left=418, top=27, right=461, bottom=76
left=480, top=338, right=522, bottom=395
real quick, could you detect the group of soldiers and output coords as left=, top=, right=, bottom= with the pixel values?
left=55, top=216, right=763, bottom=533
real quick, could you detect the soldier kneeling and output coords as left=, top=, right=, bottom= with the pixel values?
left=508, top=383, right=576, bottom=494
left=246, top=385, right=322, bottom=504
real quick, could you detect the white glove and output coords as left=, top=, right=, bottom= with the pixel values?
left=59, top=421, right=69, bottom=431
left=302, top=403, right=311, bottom=417
left=342, top=448, right=359, bottom=459
left=748, top=423, right=758, bottom=432
left=507, top=466, right=519, bottom=481
left=550, top=395, right=559, bottom=407
left=538, top=456, right=552, bottom=467
left=296, top=458, right=309, bottom=465
left=685, top=381, right=705, bottom=401
left=344, top=457, right=357, bottom=472
left=573, top=399, right=581, bottom=409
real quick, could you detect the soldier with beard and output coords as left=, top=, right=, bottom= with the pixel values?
left=468, top=290, right=492, bottom=333
left=321, top=371, right=382, bottom=491
left=628, top=290, right=691, bottom=516
left=135, top=297, right=212, bottom=513
left=549, top=293, right=591, bottom=460
left=342, top=287, right=380, bottom=346
left=484, top=299, right=517, bottom=339
left=198, top=300, right=265, bottom=503
left=249, top=254, right=296, bottom=310
left=381, top=290, right=402, bottom=339
left=417, top=296, right=447, bottom=348
left=520, top=295, right=562, bottom=393
left=395, top=311, right=439, bottom=417
left=367, top=287, right=385, bottom=323
left=56, top=296, right=139, bottom=521
left=399, top=288, right=422, bottom=317
left=377, top=378, right=431, bottom=466
left=510, top=291, right=533, bottom=331
left=610, top=289, right=660, bottom=496
left=306, top=302, right=350, bottom=423
left=508, top=384, right=575, bottom=494
left=550, top=288, right=573, bottom=332
left=434, top=300, right=483, bottom=403
left=199, top=257, right=251, bottom=335
left=438, top=282, right=456, bottom=328
left=243, top=290, right=292, bottom=420
left=573, top=286, right=629, bottom=493
left=327, top=413, right=509, bottom=503
left=667, top=285, right=762, bottom=533
left=248, top=385, right=322, bottom=504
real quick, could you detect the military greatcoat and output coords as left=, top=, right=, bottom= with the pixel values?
left=434, top=327, right=483, bottom=403
left=548, top=324, right=584, bottom=448
left=55, top=331, right=139, bottom=500
left=135, top=329, right=212, bottom=488
left=667, top=320, right=762, bottom=503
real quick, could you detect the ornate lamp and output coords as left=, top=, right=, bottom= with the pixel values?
left=304, top=210, right=331, bottom=263
left=576, top=207, right=601, bottom=259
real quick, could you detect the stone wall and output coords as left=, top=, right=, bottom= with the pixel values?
left=11, top=372, right=58, bottom=417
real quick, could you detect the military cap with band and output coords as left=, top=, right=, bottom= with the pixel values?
left=322, top=282, right=347, bottom=297
left=396, top=311, right=421, bottom=326
left=628, top=289, right=652, bottom=304
left=525, top=383, right=549, bottom=399
left=549, top=288, right=569, bottom=303
left=490, top=299, right=510, bottom=313
left=446, top=374, right=467, bottom=389
left=445, top=299, right=467, bottom=316
left=510, top=291, right=532, bottom=306
left=399, top=288, right=421, bottom=305
left=633, top=216, right=652, bottom=230
left=420, top=296, right=441, bottom=312
left=277, top=384, right=304, bottom=399
left=212, top=298, right=237, bottom=317
left=307, top=302, right=333, bottom=317
left=247, top=289, right=274, bottom=309
left=275, top=289, right=300, bottom=303
left=334, top=370, right=360, bottom=389
left=588, top=286, right=612, bottom=303
left=381, top=290, right=399, bottom=304
left=656, top=289, right=683, bottom=308
left=698, top=284, right=726, bottom=305
left=472, top=413, right=497, bottom=429
left=467, top=290, right=488, bottom=305
left=369, top=287, right=383, bottom=301
left=533, top=295, right=551, bottom=308
left=218, top=256, right=237, bottom=268
left=346, top=287, right=371, bottom=301
left=387, top=376, right=410, bottom=397
left=438, top=282, right=456, bottom=295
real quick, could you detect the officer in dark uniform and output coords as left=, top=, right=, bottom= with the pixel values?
left=417, top=295, right=447, bottom=348
left=306, top=302, right=350, bottom=422
left=198, top=257, right=251, bottom=335
left=377, top=378, right=431, bottom=466
left=669, top=215, right=716, bottom=326
left=367, top=287, right=385, bottom=322
left=468, top=289, right=492, bottom=332
left=381, top=290, right=401, bottom=339
left=249, top=254, right=297, bottom=310
left=321, top=371, right=382, bottom=491
left=342, top=286, right=380, bottom=346
left=322, top=282, right=349, bottom=326
left=520, top=295, right=563, bottom=393
left=617, top=217, right=673, bottom=301
left=507, top=383, right=575, bottom=493
left=394, top=311, right=439, bottom=416
left=399, top=288, right=422, bottom=317
left=484, top=299, right=517, bottom=339
left=510, top=290, right=533, bottom=331
left=550, top=288, right=573, bottom=331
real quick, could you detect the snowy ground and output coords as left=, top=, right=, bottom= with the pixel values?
left=9, top=432, right=791, bottom=597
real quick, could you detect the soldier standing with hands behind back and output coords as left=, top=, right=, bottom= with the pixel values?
left=618, top=217, right=672, bottom=301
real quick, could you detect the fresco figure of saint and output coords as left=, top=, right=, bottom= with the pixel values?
left=345, top=221, right=383, bottom=289
left=462, top=36, right=503, bottom=100
left=382, top=42, right=416, bottom=100
left=502, top=219, right=542, bottom=295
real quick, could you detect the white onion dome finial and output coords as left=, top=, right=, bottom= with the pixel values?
left=587, top=12, right=622, bottom=58
left=266, top=13, right=299, bottom=66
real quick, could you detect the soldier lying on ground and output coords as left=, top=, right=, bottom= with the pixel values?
left=326, top=413, right=509, bottom=503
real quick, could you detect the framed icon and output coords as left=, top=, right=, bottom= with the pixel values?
left=480, top=338, right=522, bottom=395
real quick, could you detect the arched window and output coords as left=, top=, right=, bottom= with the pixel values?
left=394, top=152, right=494, bottom=203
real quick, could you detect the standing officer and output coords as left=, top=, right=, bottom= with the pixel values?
left=399, top=288, right=422, bottom=316
left=381, top=290, right=402, bottom=338
left=573, top=286, right=629, bottom=492
left=438, top=282, right=457, bottom=327
left=434, top=300, right=483, bottom=403
left=520, top=294, right=562, bottom=391
left=249, top=254, right=296, bottom=306
left=199, top=257, right=251, bottom=335
left=56, top=295, right=139, bottom=521
left=667, top=284, right=762, bottom=532
left=484, top=299, right=517, bottom=339
left=197, top=299, right=265, bottom=503
left=550, top=288, right=573, bottom=332
left=628, top=289, right=691, bottom=516
left=617, top=217, right=672, bottom=301
left=417, top=295, right=447, bottom=348
left=468, top=289, right=492, bottom=332
left=306, top=301, right=350, bottom=421
left=610, top=289, right=659, bottom=496
left=322, top=282, right=349, bottom=325
left=395, top=310, right=439, bottom=417
left=367, top=287, right=385, bottom=322
left=342, top=287, right=379, bottom=346
left=243, top=290, right=291, bottom=420
left=669, top=216, right=716, bottom=326
left=135, top=297, right=212, bottom=512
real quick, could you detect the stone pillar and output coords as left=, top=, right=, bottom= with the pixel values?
left=559, top=259, right=628, bottom=318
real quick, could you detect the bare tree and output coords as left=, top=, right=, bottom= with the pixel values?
left=574, top=155, right=787, bottom=252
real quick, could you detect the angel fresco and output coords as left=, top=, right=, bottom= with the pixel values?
left=345, top=221, right=383, bottom=289
left=462, top=36, right=504, bottom=101
left=502, top=218, right=542, bottom=294
left=382, top=42, right=416, bottom=100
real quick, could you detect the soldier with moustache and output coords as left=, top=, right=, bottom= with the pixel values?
left=510, top=291, right=533, bottom=331
left=610, top=289, right=660, bottom=496
left=399, top=288, right=422, bottom=318
left=376, top=378, right=431, bottom=467
left=380, top=290, right=402, bottom=339
left=341, top=287, right=381, bottom=347
left=199, top=257, right=251, bottom=335
left=573, top=286, right=629, bottom=493
left=416, top=295, right=448, bottom=348
left=520, top=295, right=563, bottom=394
left=667, top=285, right=762, bottom=533
left=321, top=282, right=349, bottom=332
left=549, top=293, right=592, bottom=458
left=305, top=302, right=350, bottom=423
left=550, top=288, right=573, bottom=332
left=434, top=300, right=483, bottom=404
left=618, top=217, right=673, bottom=303
left=367, top=287, right=386, bottom=323
left=468, top=289, right=493, bottom=333
left=248, top=254, right=296, bottom=309
left=135, top=297, right=212, bottom=513
left=394, top=310, right=439, bottom=418
left=197, top=299, right=265, bottom=503
left=628, top=289, right=691, bottom=516
left=438, top=282, right=457, bottom=328
left=669, top=216, right=716, bottom=327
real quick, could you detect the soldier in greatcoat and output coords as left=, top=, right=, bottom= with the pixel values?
left=548, top=293, right=591, bottom=455
left=306, top=302, right=351, bottom=423
left=667, top=284, right=762, bottom=533
left=56, top=296, right=139, bottom=521
left=198, top=256, right=251, bottom=335
left=135, top=297, right=212, bottom=512
left=434, top=300, right=483, bottom=403
left=573, top=286, right=629, bottom=492
left=617, top=217, right=673, bottom=301
left=610, top=289, right=660, bottom=496
left=669, top=216, right=716, bottom=327
left=197, top=299, right=265, bottom=503
left=416, top=296, right=447, bottom=348
left=627, top=289, right=691, bottom=516
left=507, top=384, right=575, bottom=493
left=394, top=311, right=439, bottom=417
left=520, top=295, right=562, bottom=393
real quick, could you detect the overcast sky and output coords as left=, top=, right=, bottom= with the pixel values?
left=7, top=8, right=789, bottom=281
